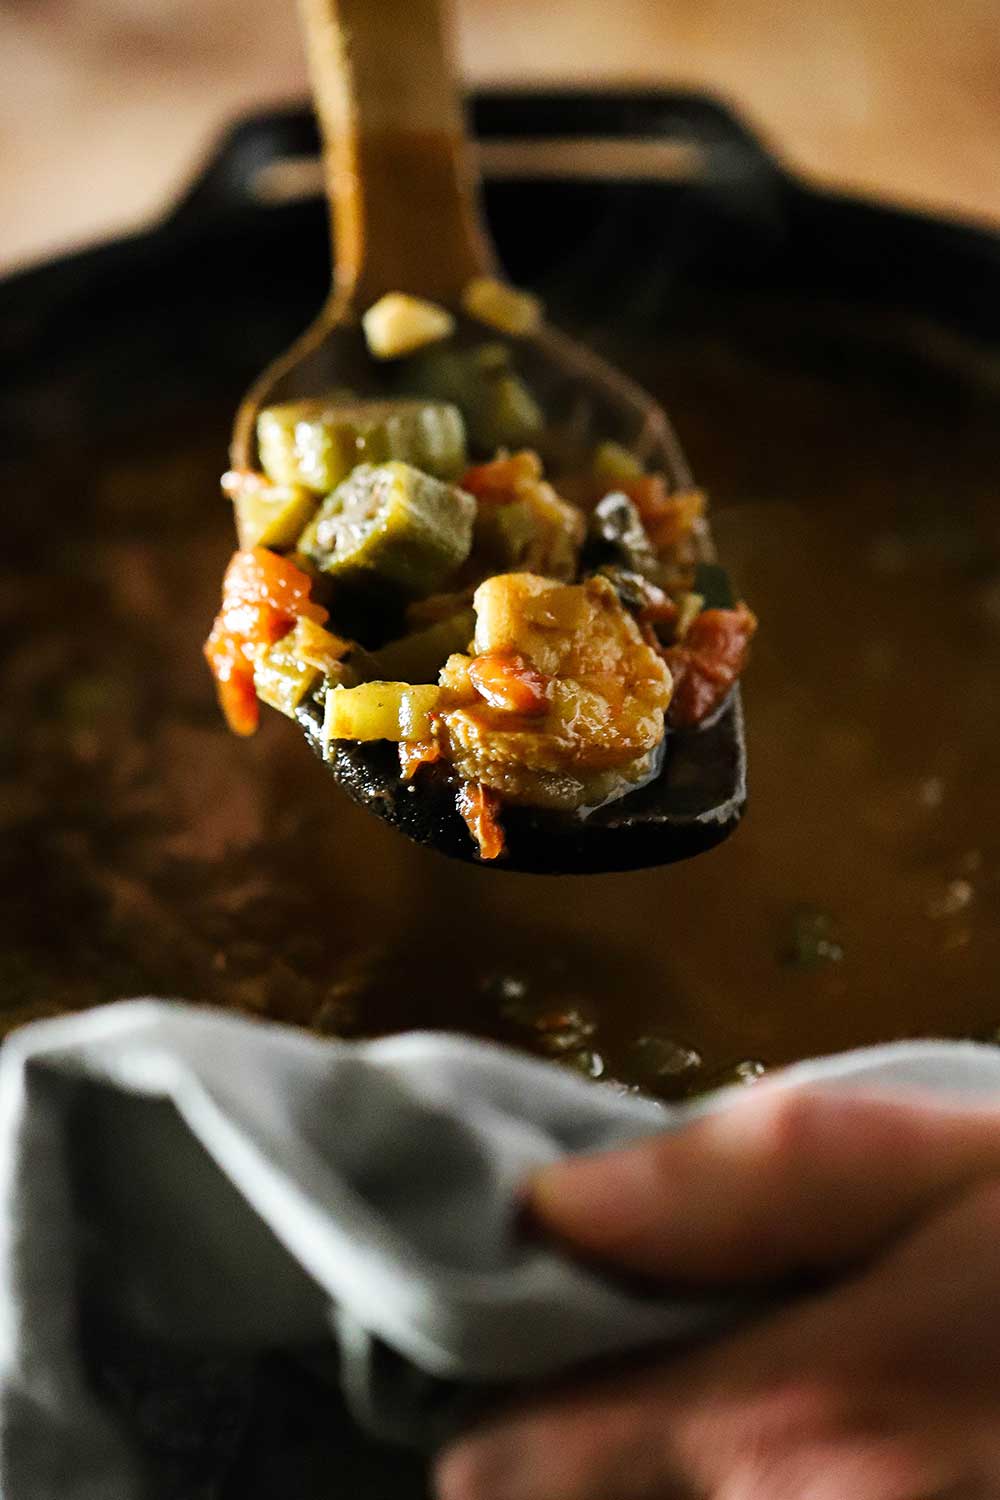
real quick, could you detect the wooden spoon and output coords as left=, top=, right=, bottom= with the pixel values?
left=230, top=0, right=746, bottom=875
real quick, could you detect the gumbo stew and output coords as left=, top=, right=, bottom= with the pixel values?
left=2, top=289, right=998, bottom=1097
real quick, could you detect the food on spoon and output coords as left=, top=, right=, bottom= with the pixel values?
left=621, top=474, right=706, bottom=552
left=372, top=608, right=476, bottom=681
left=222, top=469, right=318, bottom=551
left=463, top=451, right=584, bottom=581
left=204, top=548, right=328, bottom=736
left=432, top=573, right=673, bottom=824
left=591, top=439, right=644, bottom=491
left=456, top=782, right=506, bottom=861
left=257, top=396, right=466, bottom=492
left=323, top=681, right=442, bottom=742
left=467, top=650, right=553, bottom=715
left=583, top=491, right=659, bottom=576
left=673, top=590, right=706, bottom=640
left=474, top=372, right=545, bottom=452
left=362, top=292, right=455, bottom=359
left=663, top=602, right=757, bottom=728
left=205, top=317, right=755, bottom=857
left=254, top=617, right=352, bottom=718
left=461, top=277, right=542, bottom=336
left=404, top=343, right=543, bottom=452
left=299, top=460, right=476, bottom=595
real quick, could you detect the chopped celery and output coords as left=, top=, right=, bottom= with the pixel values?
left=323, top=681, right=442, bottom=743
left=254, top=618, right=351, bottom=718
left=257, top=397, right=467, bottom=493
left=299, top=461, right=475, bottom=596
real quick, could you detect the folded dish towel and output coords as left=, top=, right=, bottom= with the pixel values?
left=2, top=999, right=1000, bottom=1500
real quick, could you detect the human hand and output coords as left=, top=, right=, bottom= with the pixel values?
left=436, top=1084, right=1000, bottom=1500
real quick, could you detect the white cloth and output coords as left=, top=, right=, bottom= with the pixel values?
left=2, top=999, right=999, bottom=1499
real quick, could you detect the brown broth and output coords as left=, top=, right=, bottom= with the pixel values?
left=2, top=297, right=998, bottom=1097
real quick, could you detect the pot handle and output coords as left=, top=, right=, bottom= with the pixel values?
left=168, top=91, right=783, bottom=227
left=169, top=108, right=322, bottom=226
left=471, top=89, right=780, bottom=185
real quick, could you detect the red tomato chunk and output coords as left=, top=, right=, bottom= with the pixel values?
left=663, top=603, right=757, bottom=728
left=204, top=548, right=327, bottom=736
left=468, top=652, right=553, bottom=716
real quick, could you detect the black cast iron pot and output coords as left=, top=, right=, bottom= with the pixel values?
left=2, top=91, right=999, bottom=1498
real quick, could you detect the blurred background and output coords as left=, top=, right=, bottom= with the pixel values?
left=2, top=0, right=1000, bottom=274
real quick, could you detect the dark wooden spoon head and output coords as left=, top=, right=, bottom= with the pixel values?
left=244, top=309, right=748, bottom=874
left=296, top=691, right=745, bottom=874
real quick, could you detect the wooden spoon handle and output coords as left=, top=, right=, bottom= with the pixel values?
left=299, top=0, right=495, bottom=307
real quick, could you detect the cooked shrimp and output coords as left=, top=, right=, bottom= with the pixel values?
left=436, top=573, right=672, bottom=810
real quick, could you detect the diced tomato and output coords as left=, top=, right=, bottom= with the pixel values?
left=622, top=472, right=666, bottom=512
left=462, top=450, right=542, bottom=504
left=204, top=548, right=327, bottom=735
left=663, top=602, right=758, bottom=728
left=639, top=591, right=679, bottom=633
left=468, top=652, right=552, bottom=716
left=398, top=738, right=444, bottom=781
left=457, top=782, right=506, bottom=861
left=220, top=548, right=327, bottom=635
left=203, top=635, right=260, bottom=738
left=622, top=475, right=706, bottom=551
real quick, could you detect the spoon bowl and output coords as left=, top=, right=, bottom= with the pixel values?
left=295, top=690, right=744, bottom=874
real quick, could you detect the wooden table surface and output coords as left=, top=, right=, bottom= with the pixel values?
left=3, top=0, right=1000, bottom=273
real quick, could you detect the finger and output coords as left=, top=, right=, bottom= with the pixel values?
left=435, top=1353, right=943, bottom=1500
left=438, top=1180, right=1000, bottom=1500
left=661, top=1180, right=1000, bottom=1497
left=436, top=1360, right=696, bottom=1500
left=768, top=1176, right=1000, bottom=1400
left=528, top=1087, right=1000, bottom=1284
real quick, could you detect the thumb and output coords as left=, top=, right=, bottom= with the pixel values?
left=527, top=1085, right=1000, bottom=1286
